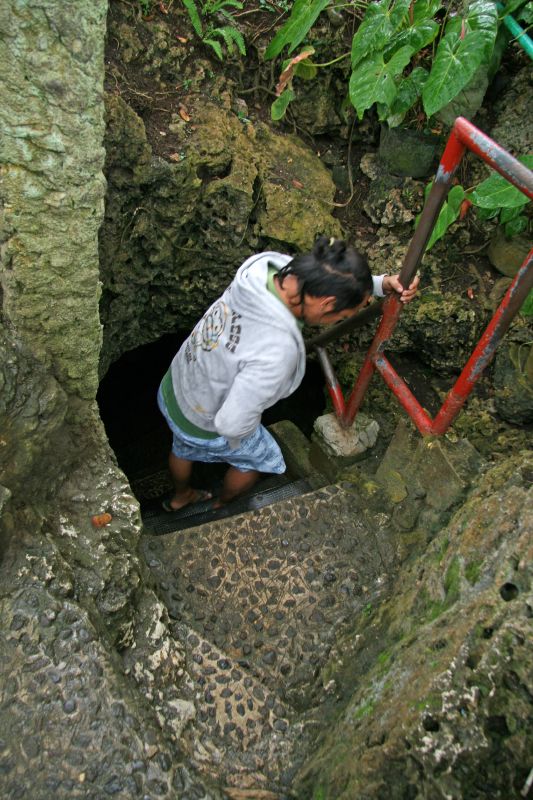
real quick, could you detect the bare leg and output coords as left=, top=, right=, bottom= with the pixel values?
left=167, top=452, right=206, bottom=510
left=215, top=467, right=260, bottom=507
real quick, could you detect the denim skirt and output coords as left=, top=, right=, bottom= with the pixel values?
left=157, top=387, right=286, bottom=474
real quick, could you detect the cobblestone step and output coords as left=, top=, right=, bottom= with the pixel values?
left=141, top=481, right=398, bottom=789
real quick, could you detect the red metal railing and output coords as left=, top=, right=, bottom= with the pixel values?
left=317, top=117, right=533, bottom=436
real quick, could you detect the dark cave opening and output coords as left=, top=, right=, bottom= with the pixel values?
left=96, top=332, right=327, bottom=507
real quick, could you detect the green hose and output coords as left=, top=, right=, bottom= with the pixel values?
left=498, top=2, right=533, bottom=59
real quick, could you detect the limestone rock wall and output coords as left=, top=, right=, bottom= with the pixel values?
left=0, top=0, right=107, bottom=403
left=0, top=5, right=217, bottom=795
left=295, top=451, right=533, bottom=799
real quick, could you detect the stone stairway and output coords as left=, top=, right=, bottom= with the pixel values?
left=140, top=474, right=399, bottom=794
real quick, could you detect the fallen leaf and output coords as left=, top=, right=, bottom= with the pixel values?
left=159, top=1, right=169, bottom=13
left=178, top=106, right=191, bottom=122
left=292, top=179, right=304, bottom=189
left=176, top=35, right=188, bottom=43
left=467, top=287, right=475, bottom=300
left=169, top=153, right=184, bottom=162
left=275, top=48, right=315, bottom=96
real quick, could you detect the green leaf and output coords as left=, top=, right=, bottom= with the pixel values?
left=385, top=66, right=428, bottom=126
left=351, top=0, right=411, bottom=68
left=264, top=0, right=331, bottom=59
left=476, top=205, right=500, bottom=220
left=294, top=59, right=318, bottom=79
left=416, top=184, right=465, bottom=250
left=349, top=45, right=413, bottom=120
left=504, top=215, right=528, bottom=237
left=422, top=0, right=498, bottom=117
left=499, top=205, right=523, bottom=223
left=520, top=288, right=533, bottom=316
left=517, top=2, right=533, bottom=24
left=271, top=88, right=295, bottom=120
left=211, top=25, right=246, bottom=55
left=384, top=17, right=439, bottom=59
left=203, top=37, right=224, bottom=59
left=183, top=0, right=203, bottom=36
left=412, top=0, right=443, bottom=23
left=471, top=156, right=533, bottom=209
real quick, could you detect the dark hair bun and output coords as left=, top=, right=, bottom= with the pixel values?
left=313, top=235, right=347, bottom=263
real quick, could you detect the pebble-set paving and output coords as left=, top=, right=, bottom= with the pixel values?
left=141, top=483, right=399, bottom=789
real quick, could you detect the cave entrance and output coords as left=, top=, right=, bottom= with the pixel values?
left=96, top=332, right=326, bottom=510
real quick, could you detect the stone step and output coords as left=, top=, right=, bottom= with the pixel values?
left=141, top=481, right=397, bottom=742
left=175, top=625, right=294, bottom=792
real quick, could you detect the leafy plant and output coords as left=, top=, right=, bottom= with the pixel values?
left=265, top=0, right=503, bottom=125
left=521, top=290, right=533, bottom=316
left=182, top=0, right=246, bottom=59
left=417, top=155, right=533, bottom=251
left=138, top=0, right=153, bottom=15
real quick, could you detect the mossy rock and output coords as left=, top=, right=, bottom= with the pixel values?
left=99, top=97, right=340, bottom=371
left=493, top=339, right=533, bottom=424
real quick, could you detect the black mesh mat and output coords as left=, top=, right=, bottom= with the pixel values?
left=142, top=477, right=312, bottom=535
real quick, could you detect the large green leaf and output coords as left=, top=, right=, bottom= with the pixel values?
left=471, top=156, right=533, bottom=208
left=385, top=66, right=428, bottom=126
left=449, top=0, right=499, bottom=57
left=384, top=16, right=439, bottom=58
left=351, top=0, right=411, bottom=68
left=521, top=289, right=533, bottom=317
left=264, top=0, right=331, bottom=59
left=349, top=46, right=414, bottom=119
left=419, top=184, right=466, bottom=250
left=412, top=0, right=443, bottom=23
left=422, top=33, right=486, bottom=117
left=422, top=0, right=498, bottom=117
left=271, top=88, right=295, bottom=120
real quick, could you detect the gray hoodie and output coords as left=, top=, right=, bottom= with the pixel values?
left=170, top=251, right=385, bottom=444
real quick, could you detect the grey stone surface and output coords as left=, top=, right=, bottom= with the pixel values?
left=295, top=451, right=533, bottom=800
left=313, top=412, right=379, bottom=457
left=0, top=0, right=106, bottom=402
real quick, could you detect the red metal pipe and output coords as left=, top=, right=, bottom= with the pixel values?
left=454, top=117, right=533, bottom=199
left=374, top=355, right=434, bottom=435
left=431, top=249, right=533, bottom=434
left=375, top=250, right=533, bottom=435
left=316, top=347, right=346, bottom=418
left=342, top=293, right=403, bottom=426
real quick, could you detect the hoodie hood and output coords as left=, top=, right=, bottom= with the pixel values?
left=225, top=251, right=296, bottom=332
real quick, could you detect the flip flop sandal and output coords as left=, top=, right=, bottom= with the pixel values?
left=161, top=490, right=213, bottom=513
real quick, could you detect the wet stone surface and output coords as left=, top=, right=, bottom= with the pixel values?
left=141, top=484, right=398, bottom=786
left=0, top=533, right=216, bottom=800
